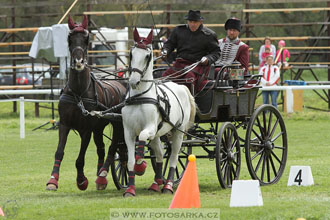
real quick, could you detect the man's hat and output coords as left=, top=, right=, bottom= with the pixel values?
left=184, top=10, right=203, bottom=21
left=224, top=17, right=241, bottom=32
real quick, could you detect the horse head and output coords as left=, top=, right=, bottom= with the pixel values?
left=129, top=27, right=154, bottom=89
left=68, top=15, right=89, bottom=72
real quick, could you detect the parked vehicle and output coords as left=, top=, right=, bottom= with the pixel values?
left=0, top=63, right=51, bottom=85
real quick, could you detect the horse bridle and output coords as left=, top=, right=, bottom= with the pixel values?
left=69, top=30, right=89, bottom=70
left=70, top=46, right=88, bottom=69
left=129, top=44, right=153, bottom=79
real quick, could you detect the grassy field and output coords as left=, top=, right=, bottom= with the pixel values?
left=0, top=97, right=330, bottom=220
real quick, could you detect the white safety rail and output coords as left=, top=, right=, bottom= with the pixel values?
left=260, top=85, right=330, bottom=113
left=0, top=89, right=61, bottom=138
left=0, top=89, right=61, bottom=95
left=0, top=97, right=59, bottom=138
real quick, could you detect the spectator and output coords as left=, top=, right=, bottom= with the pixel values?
left=258, top=37, right=276, bottom=65
left=259, top=45, right=272, bottom=68
left=161, top=10, right=220, bottom=93
left=276, top=40, right=290, bottom=67
left=259, top=54, right=280, bottom=108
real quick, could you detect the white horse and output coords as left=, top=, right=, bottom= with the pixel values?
left=121, top=28, right=196, bottom=197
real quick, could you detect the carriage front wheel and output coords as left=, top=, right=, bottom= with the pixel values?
left=216, top=122, right=241, bottom=189
left=245, top=104, right=288, bottom=185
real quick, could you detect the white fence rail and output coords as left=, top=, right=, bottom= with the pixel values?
left=0, top=96, right=59, bottom=138
left=260, top=85, right=330, bottom=113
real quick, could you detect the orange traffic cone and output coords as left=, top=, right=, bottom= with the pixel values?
left=169, top=154, right=200, bottom=208
left=0, top=207, right=4, bottom=216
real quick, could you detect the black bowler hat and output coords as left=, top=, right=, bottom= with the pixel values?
left=224, top=17, right=241, bottom=32
left=184, top=10, right=204, bottom=21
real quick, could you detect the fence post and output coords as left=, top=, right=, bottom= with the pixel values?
left=19, top=96, right=25, bottom=139
left=286, top=88, right=294, bottom=113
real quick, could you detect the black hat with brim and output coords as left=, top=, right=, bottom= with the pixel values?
left=184, top=10, right=204, bottom=21
left=225, top=18, right=241, bottom=32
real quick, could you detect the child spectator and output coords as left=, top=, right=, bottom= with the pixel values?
left=259, top=45, right=272, bottom=67
left=276, top=40, right=290, bottom=67
left=258, top=37, right=276, bottom=65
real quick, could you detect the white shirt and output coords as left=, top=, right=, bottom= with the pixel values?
left=259, top=64, right=280, bottom=87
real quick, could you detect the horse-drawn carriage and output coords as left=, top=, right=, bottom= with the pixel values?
left=109, top=51, right=288, bottom=191
left=46, top=17, right=287, bottom=195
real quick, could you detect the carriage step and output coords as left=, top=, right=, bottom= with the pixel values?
left=182, top=139, right=207, bottom=144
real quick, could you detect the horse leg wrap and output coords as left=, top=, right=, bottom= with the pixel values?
left=76, top=175, right=89, bottom=191
left=46, top=173, right=59, bottom=190
left=148, top=178, right=163, bottom=192
left=134, top=141, right=147, bottom=176
left=162, top=180, right=174, bottom=194
left=95, top=168, right=108, bottom=190
left=162, top=167, right=175, bottom=194
left=123, top=171, right=136, bottom=197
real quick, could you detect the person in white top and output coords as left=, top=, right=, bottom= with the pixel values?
left=259, top=54, right=280, bottom=108
left=258, top=37, right=276, bottom=65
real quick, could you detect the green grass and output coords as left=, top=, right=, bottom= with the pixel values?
left=0, top=100, right=330, bottom=220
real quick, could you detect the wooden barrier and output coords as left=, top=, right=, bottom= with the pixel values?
left=0, top=42, right=32, bottom=47
left=243, top=7, right=330, bottom=13
left=0, top=85, right=33, bottom=90
left=0, top=27, right=39, bottom=33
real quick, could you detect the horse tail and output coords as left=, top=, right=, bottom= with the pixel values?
left=184, top=86, right=196, bottom=131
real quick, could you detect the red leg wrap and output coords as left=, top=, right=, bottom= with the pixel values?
left=162, top=180, right=174, bottom=194
left=148, top=179, right=163, bottom=192
left=77, top=176, right=89, bottom=191
left=123, top=185, right=136, bottom=197
left=134, top=159, right=147, bottom=176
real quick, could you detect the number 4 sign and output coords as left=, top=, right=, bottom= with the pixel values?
left=288, top=166, right=314, bottom=186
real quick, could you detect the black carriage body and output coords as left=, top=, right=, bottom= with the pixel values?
left=195, top=85, right=260, bottom=123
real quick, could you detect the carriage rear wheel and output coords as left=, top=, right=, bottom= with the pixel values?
left=245, top=104, right=288, bottom=185
left=110, top=145, right=128, bottom=190
left=216, top=122, right=241, bottom=189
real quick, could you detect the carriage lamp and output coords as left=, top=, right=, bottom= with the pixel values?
left=228, top=62, right=244, bottom=89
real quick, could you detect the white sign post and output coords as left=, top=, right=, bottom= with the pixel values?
left=287, top=166, right=314, bottom=186
left=230, top=180, right=263, bottom=207
left=19, top=96, right=25, bottom=139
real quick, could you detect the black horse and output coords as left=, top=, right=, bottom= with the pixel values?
left=46, top=15, right=126, bottom=191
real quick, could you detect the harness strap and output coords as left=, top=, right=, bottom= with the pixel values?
left=158, top=83, right=185, bottom=128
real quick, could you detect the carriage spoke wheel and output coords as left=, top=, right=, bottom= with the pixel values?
left=110, top=145, right=128, bottom=190
left=151, top=140, right=192, bottom=186
left=216, top=122, right=241, bottom=189
left=245, top=104, right=288, bottom=185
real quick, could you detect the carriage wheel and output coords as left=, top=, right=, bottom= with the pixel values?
left=150, top=140, right=192, bottom=186
left=110, top=145, right=128, bottom=190
left=216, top=122, right=241, bottom=188
left=245, top=104, right=288, bottom=185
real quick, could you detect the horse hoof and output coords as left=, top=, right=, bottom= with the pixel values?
left=148, top=183, right=161, bottom=192
left=162, top=181, right=173, bottom=194
left=46, top=184, right=57, bottom=191
left=134, top=160, right=147, bottom=176
left=46, top=175, right=59, bottom=191
left=123, top=186, right=136, bottom=197
left=77, top=177, right=89, bottom=191
left=162, top=188, right=173, bottom=194
left=95, top=176, right=108, bottom=190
